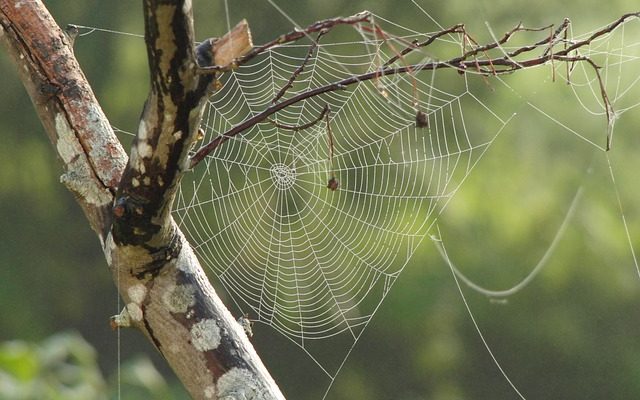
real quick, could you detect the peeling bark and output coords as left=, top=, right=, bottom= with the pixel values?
left=0, top=1, right=284, bottom=399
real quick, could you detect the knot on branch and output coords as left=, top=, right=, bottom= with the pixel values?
left=112, top=195, right=160, bottom=245
left=136, top=228, right=183, bottom=279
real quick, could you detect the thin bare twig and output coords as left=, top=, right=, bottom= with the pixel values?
left=561, top=12, right=639, bottom=55
left=268, top=104, right=329, bottom=131
left=197, top=11, right=371, bottom=74
left=383, top=24, right=465, bottom=66
left=272, top=30, right=327, bottom=104
left=189, top=12, right=639, bottom=167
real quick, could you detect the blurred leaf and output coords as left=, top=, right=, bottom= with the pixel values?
left=0, top=341, right=39, bottom=381
left=0, top=332, right=107, bottom=400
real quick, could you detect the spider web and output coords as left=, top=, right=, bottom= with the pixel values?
left=72, top=6, right=640, bottom=398
left=176, top=13, right=523, bottom=376
left=171, top=10, right=640, bottom=384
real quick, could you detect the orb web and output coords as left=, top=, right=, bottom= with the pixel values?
left=68, top=5, right=640, bottom=397
left=173, top=13, right=508, bottom=374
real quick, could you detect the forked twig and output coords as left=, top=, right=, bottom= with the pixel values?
left=198, top=11, right=371, bottom=74
left=271, top=30, right=327, bottom=104
left=268, top=104, right=329, bottom=131
left=189, top=12, right=639, bottom=167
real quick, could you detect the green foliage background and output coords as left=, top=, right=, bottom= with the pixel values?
left=1, top=1, right=639, bottom=399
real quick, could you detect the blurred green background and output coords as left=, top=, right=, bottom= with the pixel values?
left=1, top=1, right=639, bottom=399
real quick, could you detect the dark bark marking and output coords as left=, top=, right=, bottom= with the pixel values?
left=142, top=305, right=163, bottom=350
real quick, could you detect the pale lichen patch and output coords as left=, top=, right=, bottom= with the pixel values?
left=130, top=145, right=139, bottom=163
left=162, top=283, right=196, bottom=314
left=138, top=120, right=148, bottom=141
left=177, top=246, right=197, bottom=273
left=103, top=234, right=114, bottom=265
left=182, top=0, right=193, bottom=16
left=126, top=302, right=143, bottom=322
left=173, top=130, right=183, bottom=141
left=83, top=104, right=126, bottom=186
left=55, top=114, right=112, bottom=207
left=217, top=368, right=261, bottom=399
left=131, top=177, right=140, bottom=187
left=55, top=113, right=80, bottom=164
left=128, top=283, right=147, bottom=304
left=138, top=140, right=153, bottom=159
left=203, top=385, right=216, bottom=399
left=143, top=176, right=151, bottom=186
left=190, top=318, right=221, bottom=351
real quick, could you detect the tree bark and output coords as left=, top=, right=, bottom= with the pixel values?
left=0, top=1, right=284, bottom=399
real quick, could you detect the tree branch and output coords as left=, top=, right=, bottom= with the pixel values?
left=1, top=1, right=283, bottom=399
left=197, top=11, right=371, bottom=74
left=0, top=0, right=126, bottom=241
left=109, top=1, right=282, bottom=399
left=190, top=12, right=639, bottom=166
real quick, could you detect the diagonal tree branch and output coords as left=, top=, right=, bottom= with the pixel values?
left=0, top=1, right=284, bottom=399
left=103, top=0, right=284, bottom=397
left=0, top=0, right=126, bottom=241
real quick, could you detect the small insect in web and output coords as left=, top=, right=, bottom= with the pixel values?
left=237, top=313, right=254, bottom=338
left=327, top=175, right=339, bottom=191
left=415, top=110, right=429, bottom=128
